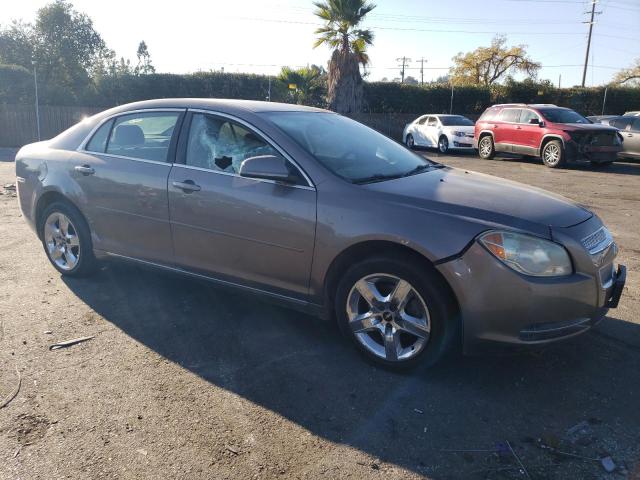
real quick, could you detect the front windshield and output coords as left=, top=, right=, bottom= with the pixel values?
left=538, top=108, right=590, bottom=124
left=263, top=112, right=437, bottom=184
left=440, top=115, right=474, bottom=126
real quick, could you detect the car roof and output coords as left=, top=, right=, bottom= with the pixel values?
left=96, top=98, right=329, bottom=118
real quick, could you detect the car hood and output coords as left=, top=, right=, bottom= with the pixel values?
left=442, top=125, right=475, bottom=134
left=366, top=167, right=592, bottom=232
left=558, top=123, right=617, bottom=131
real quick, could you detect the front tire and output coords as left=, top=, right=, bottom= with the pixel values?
left=541, top=140, right=566, bottom=168
left=40, top=201, right=97, bottom=277
left=334, top=255, right=458, bottom=369
left=438, top=136, right=449, bottom=154
left=478, top=135, right=495, bottom=159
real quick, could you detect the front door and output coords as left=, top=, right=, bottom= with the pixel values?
left=73, top=109, right=184, bottom=262
left=167, top=111, right=317, bottom=298
left=512, top=109, right=545, bottom=155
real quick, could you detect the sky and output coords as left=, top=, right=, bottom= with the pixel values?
left=3, top=0, right=639, bottom=86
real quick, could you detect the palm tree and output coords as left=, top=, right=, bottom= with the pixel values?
left=313, top=0, right=376, bottom=113
left=278, top=65, right=326, bottom=106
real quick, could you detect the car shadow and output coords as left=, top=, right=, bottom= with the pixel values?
left=62, top=262, right=640, bottom=478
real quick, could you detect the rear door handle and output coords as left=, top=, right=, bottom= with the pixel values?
left=516, top=126, right=522, bottom=130
left=74, top=165, right=95, bottom=175
left=172, top=180, right=201, bottom=192
left=627, top=133, right=633, bottom=137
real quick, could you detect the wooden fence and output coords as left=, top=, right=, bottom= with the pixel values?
left=0, top=104, right=102, bottom=147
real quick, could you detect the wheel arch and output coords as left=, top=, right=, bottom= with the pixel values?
left=539, top=134, right=565, bottom=154
left=35, top=190, right=85, bottom=240
left=323, top=240, right=461, bottom=320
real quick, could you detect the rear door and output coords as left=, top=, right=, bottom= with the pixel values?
left=74, top=109, right=184, bottom=262
left=167, top=111, right=317, bottom=298
left=493, top=108, right=521, bottom=150
left=420, top=116, right=439, bottom=147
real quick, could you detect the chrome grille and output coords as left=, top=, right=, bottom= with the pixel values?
left=582, top=227, right=613, bottom=254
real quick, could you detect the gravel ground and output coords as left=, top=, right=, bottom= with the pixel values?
left=0, top=149, right=639, bottom=480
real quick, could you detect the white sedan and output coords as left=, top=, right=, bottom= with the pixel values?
left=403, top=114, right=475, bottom=153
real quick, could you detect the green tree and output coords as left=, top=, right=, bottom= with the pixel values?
left=313, top=0, right=376, bottom=113
left=450, top=35, right=541, bottom=86
left=135, top=40, right=155, bottom=75
left=278, top=65, right=326, bottom=106
left=0, top=21, right=36, bottom=68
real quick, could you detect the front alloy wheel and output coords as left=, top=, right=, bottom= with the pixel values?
left=346, top=274, right=431, bottom=362
left=542, top=140, right=565, bottom=168
left=438, top=136, right=449, bottom=154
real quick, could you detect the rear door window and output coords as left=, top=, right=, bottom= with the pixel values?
left=632, top=118, right=640, bottom=132
left=86, top=119, right=113, bottom=153
left=427, top=117, right=438, bottom=127
left=106, top=111, right=181, bottom=162
left=499, top=109, right=521, bottom=123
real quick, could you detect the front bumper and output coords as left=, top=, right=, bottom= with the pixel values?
left=436, top=227, right=625, bottom=353
left=565, top=140, right=622, bottom=163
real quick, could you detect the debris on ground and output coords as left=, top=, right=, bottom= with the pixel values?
left=0, top=364, right=22, bottom=409
left=565, top=420, right=595, bottom=446
left=225, top=445, right=239, bottom=455
left=600, top=456, right=616, bottom=473
left=49, top=335, right=94, bottom=351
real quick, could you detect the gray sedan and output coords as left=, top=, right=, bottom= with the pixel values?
left=15, top=99, right=626, bottom=368
left=590, top=115, right=640, bottom=159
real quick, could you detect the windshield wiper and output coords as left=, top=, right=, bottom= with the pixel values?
left=353, top=163, right=438, bottom=185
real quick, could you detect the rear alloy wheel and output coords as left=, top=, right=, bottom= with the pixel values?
left=542, top=140, right=566, bottom=168
left=406, top=134, right=415, bottom=149
left=335, top=256, right=458, bottom=369
left=438, top=136, right=449, bottom=154
left=478, top=135, right=495, bottom=159
left=40, top=201, right=97, bottom=276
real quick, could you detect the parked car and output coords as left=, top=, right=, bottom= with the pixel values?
left=586, top=115, right=617, bottom=124
left=624, top=111, right=640, bottom=116
left=474, top=104, right=623, bottom=168
left=403, top=114, right=475, bottom=153
left=609, top=116, right=640, bottom=159
left=15, top=99, right=626, bottom=368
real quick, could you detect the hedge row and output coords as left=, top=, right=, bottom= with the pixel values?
left=364, top=82, right=640, bottom=116
left=2, top=66, right=639, bottom=116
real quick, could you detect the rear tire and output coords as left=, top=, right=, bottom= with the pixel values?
left=406, top=134, right=415, bottom=150
left=39, top=201, right=98, bottom=277
left=478, top=135, right=495, bottom=159
left=334, top=255, right=458, bottom=370
left=541, top=140, right=566, bottom=168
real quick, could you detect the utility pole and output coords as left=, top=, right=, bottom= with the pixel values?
left=396, top=56, right=411, bottom=83
left=581, top=0, right=600, bottom=87
left=558, top=74, right=561, bottom=89
left=32, top=60, right=40, bottom=141
left=418, top=57, right=427, bottom=85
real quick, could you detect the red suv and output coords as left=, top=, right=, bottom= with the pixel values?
left=474, top=104, right=623, bottom=168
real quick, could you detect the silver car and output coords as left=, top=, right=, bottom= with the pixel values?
left=590, top=115, right=640, bottom=160
left=15, top=99, right=626, bottom=368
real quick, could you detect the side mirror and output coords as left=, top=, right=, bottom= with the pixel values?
left=239, top=155, right=296, bottom=183
left=529, top=118, right=540, bottom=125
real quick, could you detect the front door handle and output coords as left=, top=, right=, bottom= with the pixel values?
left=74, top=165, right=95, bottom=175
left=172, top=180, right=201, bottom=192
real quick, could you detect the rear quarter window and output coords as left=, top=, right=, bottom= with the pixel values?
left=85, top=120, right=113, bottom=153
left=479, top=109, right=499, bottom=121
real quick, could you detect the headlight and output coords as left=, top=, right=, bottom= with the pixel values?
left=453, top=131, right=466, bottom=137
left=479, top=231, right=572, bottom=277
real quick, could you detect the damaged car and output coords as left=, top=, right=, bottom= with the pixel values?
left=475, top=104, right=623, bottom=167
left=15, top=99, right=626, bottom=368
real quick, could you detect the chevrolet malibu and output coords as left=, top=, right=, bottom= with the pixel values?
left=15, top=99, right=626, bottom=368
